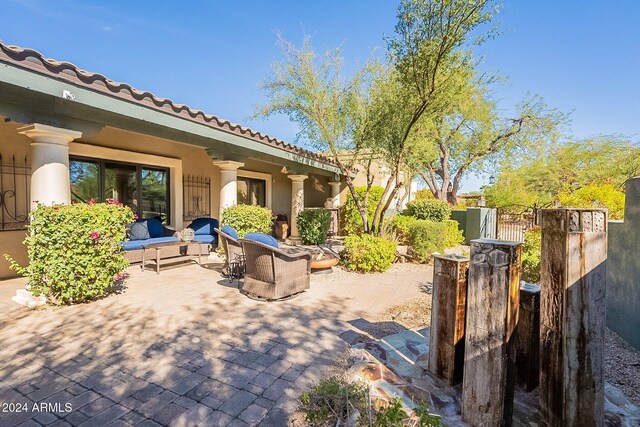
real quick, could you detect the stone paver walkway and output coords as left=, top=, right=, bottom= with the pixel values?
left=0, top=262, right=431, bottom=426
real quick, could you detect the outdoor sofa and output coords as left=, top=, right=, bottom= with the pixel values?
left=122, top=217, right=218, bottom=263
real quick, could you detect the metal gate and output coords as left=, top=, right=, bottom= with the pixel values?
left=496, top=206, right=539, bottom=242
left=0, top=155, right=30, bottom=231
left=182, top=175, right=211, bottom=221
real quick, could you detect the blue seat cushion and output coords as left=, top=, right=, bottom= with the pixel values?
left=121, top=236, right=179, bottom=251
left=145, top=218, right=166, bottom=238
left=192, top=234, right=217, bottom=244
left=245, top=232, right=279, bottom=249
left=221, top=225, right=238, bottom=240
left=128, top=221, right=150, bottom=240
left=188, top=218, right=219, bottom=236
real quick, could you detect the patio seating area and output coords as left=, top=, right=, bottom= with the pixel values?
left=0, top=261, right=431, bottom=426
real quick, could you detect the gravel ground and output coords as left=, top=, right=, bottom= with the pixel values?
left=378, top=294, right=432, bottom=330
left=605, top=328, right=640, bottom=406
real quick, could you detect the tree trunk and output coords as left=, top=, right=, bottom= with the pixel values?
left=420, top=171, right=447, bottom=201
left=341, top=168, right=369, bottom=234
left=347, top=180, right=369, bottom=233
left=371, top=170, right=399, bottom=235
left=328, top=148, right=371, bottom=234
left=373, top=183, right=403, bottom=235
left=447, top=191, right=458, bottom=206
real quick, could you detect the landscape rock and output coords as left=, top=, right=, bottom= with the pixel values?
left=12, top=288, right=46, bottom=309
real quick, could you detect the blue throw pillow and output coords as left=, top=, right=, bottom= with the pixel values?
left=221, top=225, right=238, bottom=240
left=128, top=221, right=150, bottom=241
left=245, top=232, right=279, bottom=249
left=189, top=218, right=219, bottom=235
left=146, top=218, right=165, bottom=238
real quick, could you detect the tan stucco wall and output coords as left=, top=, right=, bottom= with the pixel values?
left=239, top=159, right=331, bottom=214
left=0, top=120, right=32, bottom=279
left=241, top=158, right=289, bottom=216
left=346, top=162, right=415, bottom=211
left=80, top=127, right=217, bottom=228
left=0, top=231, right=28, bottom=279
left=305, top=174, right=330, bottom=208
left=0, top=121, right=340, bottom=279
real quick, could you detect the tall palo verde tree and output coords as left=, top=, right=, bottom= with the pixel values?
left=254, top=35, right=375, bottom=232
left=256, top=0, right=502, bottom=234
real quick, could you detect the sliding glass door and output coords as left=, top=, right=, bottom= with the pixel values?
left=141, top=168, right=169, bottom=221
left=104, top=161, right=138, bottom=212
left=69, top=159, right=99, bottom=203
left=70, top=157, right=170, bottom=223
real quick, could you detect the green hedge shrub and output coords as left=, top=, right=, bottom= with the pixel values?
left=558, top=183, right=625, bottom=220
left=221, top=204, right=272, bottom=237
left=6, top=201, right=135, bottom=305
left=521, top=226, right=541, bottom=283
left=341, top=234, right=396, bottom=273
left=404, top=199, right=451, bottom=222
left=442, top=219, right=465, bottom=249
left=408, top=219, right=464, bottom=263
left=297, top=209, right=331, bottom=245
left=340, top=186, right=385, bottom=235
left=388, top=214, right=417, bottom=245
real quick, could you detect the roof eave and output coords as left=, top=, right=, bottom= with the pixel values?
left=0, top=61, right=341, bottom=175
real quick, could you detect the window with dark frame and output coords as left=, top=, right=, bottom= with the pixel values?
left=237, top=176, right=266, bottom=207
left=69, top=157, right=170, bottom=224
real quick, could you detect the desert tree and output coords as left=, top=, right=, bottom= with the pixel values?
left=256, top=0, right=501, bottom=233
left=254, top=35, right=379, bottom=232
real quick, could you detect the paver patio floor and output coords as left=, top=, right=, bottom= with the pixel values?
left=0, top=261, right=432, bottom=426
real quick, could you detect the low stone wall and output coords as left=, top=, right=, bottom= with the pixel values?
left=607, top=177, right=640, bottom=350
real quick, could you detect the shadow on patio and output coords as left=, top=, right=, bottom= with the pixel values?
left=0, top=262, right=431, bottom=426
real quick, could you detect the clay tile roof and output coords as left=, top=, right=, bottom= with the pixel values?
left=0, top=41, right=337, bottom=167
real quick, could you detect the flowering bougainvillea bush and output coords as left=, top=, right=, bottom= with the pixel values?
left=6, top=199, right=135, bottom=305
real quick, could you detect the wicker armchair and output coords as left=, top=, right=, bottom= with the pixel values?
left=215, top=227, right=244, bottom=276
left=238, top=238, right=312, bottom=301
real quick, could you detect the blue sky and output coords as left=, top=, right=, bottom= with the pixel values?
left=1, top=0, right=638, bottom=191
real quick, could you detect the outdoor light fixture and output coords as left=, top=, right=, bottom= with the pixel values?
left=62, top=90, right=76, bottom=100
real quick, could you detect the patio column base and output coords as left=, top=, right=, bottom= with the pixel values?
left=288, top=174, right=307, bottom=239
left=18, top=123, right=82, bottom=208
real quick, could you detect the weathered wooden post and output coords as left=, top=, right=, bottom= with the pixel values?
left=462, top=239, right=521, bottom=427
left=539, top=209, right=607, bottom=427
left=428, top=254, right=470, bottom=385
left=514, top=282, right=540, bottom=391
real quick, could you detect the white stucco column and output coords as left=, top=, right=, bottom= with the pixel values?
left=213, top=160, right=244, bottom=219
left=328, top=181, right=341, bottom=208
left=18, top=124, right=82, bottom=208
left=288, top=174, right=307, bottom=239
